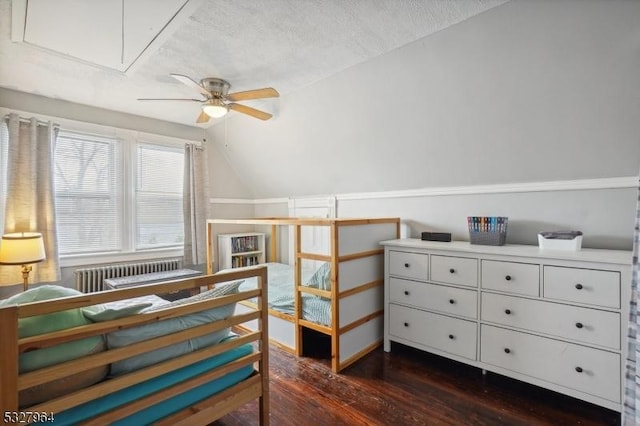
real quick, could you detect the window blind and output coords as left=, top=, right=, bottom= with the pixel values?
left=135, top=143, right=184, bottom=250
left=54, top=131, right=121, bottom=254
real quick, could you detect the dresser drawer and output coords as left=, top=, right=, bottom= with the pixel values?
left=481, top=293, right=620, bottom=349
left=389, top=250, right=429, bottom=280
left=431, top=255, right=478, bottom=287
left=543, top=266, right=620, bottom=309
left=389, top=304, right=477, bottom=360
left=480, top=325, right=620, bottom=403
left=390, top=277, right=477, bottom=319
left=481, top=260, right=539, bottom=297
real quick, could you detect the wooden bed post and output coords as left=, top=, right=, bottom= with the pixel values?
left=294, top=224, right=303, bottom=357
left=0, top=306, right=19, bottom=411
left=258, top=265, right=270, bottom=426
left=330, top=221, right=340, bottom=373
left=269, top=224, right=278, bottom=263
left=206, top=221, right=214, bottom=274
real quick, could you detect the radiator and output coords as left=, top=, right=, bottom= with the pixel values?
left=75, top=258, right=183, bottom=293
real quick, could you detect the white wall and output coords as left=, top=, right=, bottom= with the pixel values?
left=207, top=0, right=640, bottom=251
left=208, top=0, right=640, bottom=199
left=337, top=184, right=637, bottom=250
left=210, top=179, right=637, bottom=251
left=205, top=134, right=253, bottom=199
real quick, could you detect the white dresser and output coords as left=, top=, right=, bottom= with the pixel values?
left=381, top=239, right=632, bottom=411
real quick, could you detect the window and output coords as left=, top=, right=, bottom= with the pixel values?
left=136, top=144, right=184, bottom=249
left=54, top=130, right=185, bottom=257
left=55, top=132, right=120, bottom=254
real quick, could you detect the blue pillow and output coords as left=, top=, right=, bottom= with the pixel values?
left=0, top=285, right=109, bottom=407
left=306, top=263, right=331, bottom=291
left=106, top=280, right=243, bottom=376
left=0, top=285, right=105, bottom=372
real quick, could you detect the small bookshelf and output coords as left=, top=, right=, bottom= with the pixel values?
left=218, top=232, right=266, bottom=270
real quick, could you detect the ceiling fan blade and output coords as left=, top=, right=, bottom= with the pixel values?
left=196, top=110, right=210, bottom=124
left=170, top=73, right=211, bottom=97
left=228, top=103, right=272, bottom=120
left=137, top=97, right=203, bottom=101
left=226, top=88, right=279, bottom=102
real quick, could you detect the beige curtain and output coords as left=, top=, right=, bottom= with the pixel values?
left=0, top=113, right=60, bottom=284
left=183, top=144, right=207, bottom=265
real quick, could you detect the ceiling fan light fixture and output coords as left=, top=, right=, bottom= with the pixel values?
left=202, top=100, right=228, bottom=118
left=140, top=74, right=278, bottom=122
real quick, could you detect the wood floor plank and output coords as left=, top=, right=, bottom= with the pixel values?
left=213, top=342, right=620, bottom=426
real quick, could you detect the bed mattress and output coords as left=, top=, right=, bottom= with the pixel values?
left=40, top=337, right=254, bottom=426
left=236, top=262, right=332, bottom=326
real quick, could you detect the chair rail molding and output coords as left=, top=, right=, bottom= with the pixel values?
left=209, top=177, right=638, bottom=205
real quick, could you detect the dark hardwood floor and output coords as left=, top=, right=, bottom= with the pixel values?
left=215, top=337, right=620, bottom=426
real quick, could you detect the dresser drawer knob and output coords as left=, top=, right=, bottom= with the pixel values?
left=404, top=290, right=410, bottom=296
left=575, top=366, right=583, bottom=373
left=449, top=299, right=456, bottom=304
left=504, top=309, right=512, bottom=315
left=448, top=334, right=455, bottom=340
left=575, top=283, right=583, bottom=290
left=404, top=263, right=410, bottom=268
left=575, top=322, right=584, bottom=329
left=505, top=275, right=512, bottom=281
left=504, top=348, right=511, bottom=354
left=449, top=268, right=456, bottom=274
left=404, top=322, right=409, bottom=327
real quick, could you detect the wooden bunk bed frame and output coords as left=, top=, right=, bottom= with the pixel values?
left=207, top=217, right=400, bottom=373
left=0, top=267, right=270, bottom=425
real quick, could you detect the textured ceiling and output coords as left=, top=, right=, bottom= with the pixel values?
left=0, top=0, right=508, bottom=127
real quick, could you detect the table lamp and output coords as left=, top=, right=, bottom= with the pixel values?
left=0, top=232, right=46, bottom=291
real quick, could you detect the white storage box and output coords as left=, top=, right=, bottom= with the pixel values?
left=538, top=231, right=582, bottom=251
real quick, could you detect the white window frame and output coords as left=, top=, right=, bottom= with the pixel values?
left=0, top=108, right=200, bottom=268
left=57, top=129, right=190, bottom=267
left=0, top=108, right=200, bottom=267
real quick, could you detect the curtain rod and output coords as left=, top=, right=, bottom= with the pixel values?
left=4, top=114, right=60, bottom=128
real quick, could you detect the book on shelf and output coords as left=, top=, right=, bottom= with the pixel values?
left=231, top=235, right=259, bottom=253
left=232, top=255, right=260, bottom=268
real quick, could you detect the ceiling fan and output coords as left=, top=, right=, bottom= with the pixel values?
left=138, top=74, right=279, bottom=123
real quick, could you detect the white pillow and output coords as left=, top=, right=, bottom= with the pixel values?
left=83, top=302, right=153, bottom=322
left=106, top=280, right=243, bottom=376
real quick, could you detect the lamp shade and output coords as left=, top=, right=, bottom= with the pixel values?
left=0, top=232, right=46, bottom=265
left=202, top=100, right=228, bottom=118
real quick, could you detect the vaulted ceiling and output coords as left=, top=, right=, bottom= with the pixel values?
left=0, top=0, right=508, bottom=127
